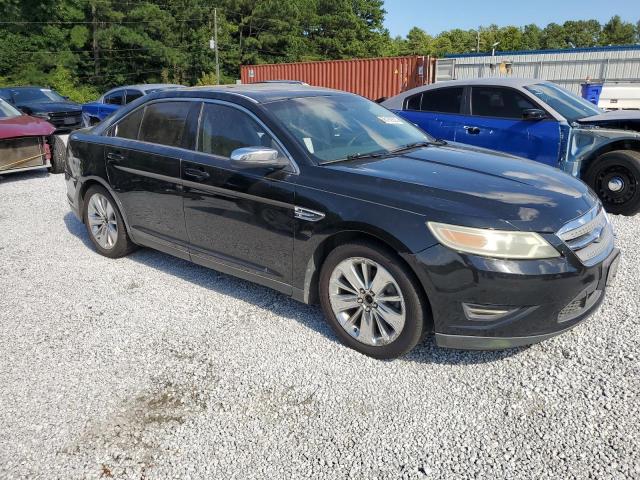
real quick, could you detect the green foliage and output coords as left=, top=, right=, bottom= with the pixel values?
left=0, top=1, right=637, bottom=99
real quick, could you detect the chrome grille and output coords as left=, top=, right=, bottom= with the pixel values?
left=557, top=206, right=614, bottom=266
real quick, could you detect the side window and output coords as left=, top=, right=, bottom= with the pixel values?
left=471, top=87, right=537, bottom=119
left=113, top=108, right=144, bottom=140
left=138, top=102, right=192, bottom=148
left=125, top=89, right=143, bottom=104
left=104, top=91, right=124, bottom=105
left=197, top=103, right=285, bottom=159
left=405, top=93, right=422, bottom=111
left=420, top=88, right=464, bottom=114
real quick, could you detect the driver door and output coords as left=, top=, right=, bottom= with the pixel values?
left=458, top=86, right=561, bottom=166
left=181, top=101, right=296, bottom=287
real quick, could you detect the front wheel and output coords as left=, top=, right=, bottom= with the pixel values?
left=48, top=135, right=67, bottom=174
left=585, top=150, right=640, bottom=216
left=319, top=241, right=430, bottom=359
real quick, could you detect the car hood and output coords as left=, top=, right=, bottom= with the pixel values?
left=16, top=101, right=81, bottom=114
left=0, top=115, right=55, bottom=139
left=577, top=110, right=640, bottom=131
left=322, top=143, right=597, bottom=232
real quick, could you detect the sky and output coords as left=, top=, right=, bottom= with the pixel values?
left=383, top=0, right=640, bottom=37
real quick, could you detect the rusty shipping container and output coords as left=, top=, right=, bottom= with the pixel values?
left=240, top=56, right=435, bottom=100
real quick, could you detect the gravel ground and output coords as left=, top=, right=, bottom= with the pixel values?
left=0, top=171, right=638, bottom=480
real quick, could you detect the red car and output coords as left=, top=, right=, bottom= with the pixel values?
left=0, top=98, right=65, bottom=175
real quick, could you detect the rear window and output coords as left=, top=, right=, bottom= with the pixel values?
left=138, top=102, right=192, bottom=147
left=113, top=108, right=143, bottom=140
left=413, top=87, right=463, bottom=114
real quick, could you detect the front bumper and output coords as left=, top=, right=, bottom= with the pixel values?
left=404, top=244, right=620, bottom=350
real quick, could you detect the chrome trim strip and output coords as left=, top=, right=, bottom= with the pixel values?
left=182, top=178, right=294, bottom=210
left=294, top=206, right=325, bottom=222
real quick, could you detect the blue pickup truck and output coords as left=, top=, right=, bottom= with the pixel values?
left=82, top=84, right=180, bottom=127
left=383, top=78, right=640, bottom=215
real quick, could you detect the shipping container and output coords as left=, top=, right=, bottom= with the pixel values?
left=240, top=56, right=436, bottom=100
left=437, top=45, right=640, bottom=95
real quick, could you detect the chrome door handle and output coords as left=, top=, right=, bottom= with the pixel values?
left=106, top=152, right=124, bottom=163
left=184, top=168, right=210, bottom=181
left=463, top=126, right=481, bottom=135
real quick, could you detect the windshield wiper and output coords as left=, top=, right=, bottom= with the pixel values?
left=387, top=139, right=446, bottom=154
left=319, top=149, right=388, bottom=165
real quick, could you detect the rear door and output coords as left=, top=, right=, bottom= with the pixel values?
left=459, top=86, right=561, bottom=166
left=104, top=100, right=198, bottom=257
left=395, top=86, right=465, bottom=141
left=181, top=101, right=296, bottom=286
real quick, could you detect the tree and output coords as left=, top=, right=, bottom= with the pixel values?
left=601, top=15, right=636, bottom=45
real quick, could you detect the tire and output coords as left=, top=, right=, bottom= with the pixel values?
left=82, top=185, right=136, bottom=258
left=48, top=135, right=67, bottom=174
left=319, top=241, right=430, bottom=359
left=584, top=150, right=640, bottom=216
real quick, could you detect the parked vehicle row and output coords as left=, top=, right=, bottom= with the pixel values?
left=382, top=78, right=640, bottom=215
left=65, top=84, right=619, bottom=359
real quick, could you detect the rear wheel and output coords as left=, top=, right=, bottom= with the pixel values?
left=585, top=150, right=640, bottom=216
left=83, top=185, right=136, bottom=258
left=319, top=241, right=430, bottom=359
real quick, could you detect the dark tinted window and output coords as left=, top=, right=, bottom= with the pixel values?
left=125, top=89, right=143, bottom=104
left=198, top=103, right=283, bottom=158
left=420, top=87, right=463, bottom=113
left=113, top=108, right=144, bottom=140
left=104, top=91, right=124, bottom=105
left=139, top=101, right=191, bottom=147
left=471, top=87, right=536, bottom=118
left=405, top=93, right=422, bottom=110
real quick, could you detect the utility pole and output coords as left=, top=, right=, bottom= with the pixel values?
left=214, top=8, right=220, bottom=85
left=476, top=30, right=480, bottom=53
left=91, top=1, right=99, bottom=77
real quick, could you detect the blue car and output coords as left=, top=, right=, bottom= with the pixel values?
left=383, top=78, right=640, bottom=215
left=82, top=84, right=181, bottom=126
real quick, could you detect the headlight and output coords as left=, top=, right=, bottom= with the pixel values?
left=31, top=112, right=50, bottom=119
left=427, top=222, right=560, bottom=259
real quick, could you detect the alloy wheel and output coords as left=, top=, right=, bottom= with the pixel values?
left=328, top=257, right=406, bottom=346
left=87, top=193, right=118, bottom=250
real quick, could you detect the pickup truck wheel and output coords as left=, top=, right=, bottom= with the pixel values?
left=585, top=150, right=640, bottom=216
left=48, top=135, right=67, bottom=174
left=319, top=241, right=430, bottom=359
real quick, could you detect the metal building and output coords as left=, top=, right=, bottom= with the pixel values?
left=437, top=45, right=640, bottom=94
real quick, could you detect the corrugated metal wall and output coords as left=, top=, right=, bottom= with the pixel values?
left=440, top=46, right=640, bottom=94
left=240, top=56, right=435, bottom=100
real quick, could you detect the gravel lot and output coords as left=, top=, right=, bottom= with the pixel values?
left=0, top=171, right=638, bottom=480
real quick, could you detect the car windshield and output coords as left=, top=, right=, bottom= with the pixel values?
left=266, top=95, right=434, bottom=164
left=10, top=88, right=67, bottom=104
left=0, top=98, right=22, bottom=118
left=525, top=82, right=602, bottom=123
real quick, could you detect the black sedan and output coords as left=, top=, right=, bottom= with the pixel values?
left=65, top=85, right=619, bottom=359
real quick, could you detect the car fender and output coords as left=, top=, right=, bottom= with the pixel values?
left=563, top=127, right=640, bottom=177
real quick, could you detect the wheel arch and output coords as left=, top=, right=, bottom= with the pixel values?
left=581, top=138, right=640, bottom=176
left=299, top=228, right=434, bottom=325
left=77, top=176, right=132, bottom=232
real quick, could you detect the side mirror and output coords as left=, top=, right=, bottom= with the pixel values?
left=522, top=108, right=547, bottom=121
left=230, top=147, right=288, bottom=169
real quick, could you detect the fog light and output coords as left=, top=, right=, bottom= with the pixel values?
left=462, top=303, right=519, bottom=321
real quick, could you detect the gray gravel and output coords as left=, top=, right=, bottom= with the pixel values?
left=0, top=171, right=639, bottom=480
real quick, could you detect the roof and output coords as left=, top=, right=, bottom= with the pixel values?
left=155, top=83, right=347, bottom=104
left=382, top=78, right=547, bottom=110
left=446, top=44, right=640, bottom=59
left=110, top=83, right=182, bottom=92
